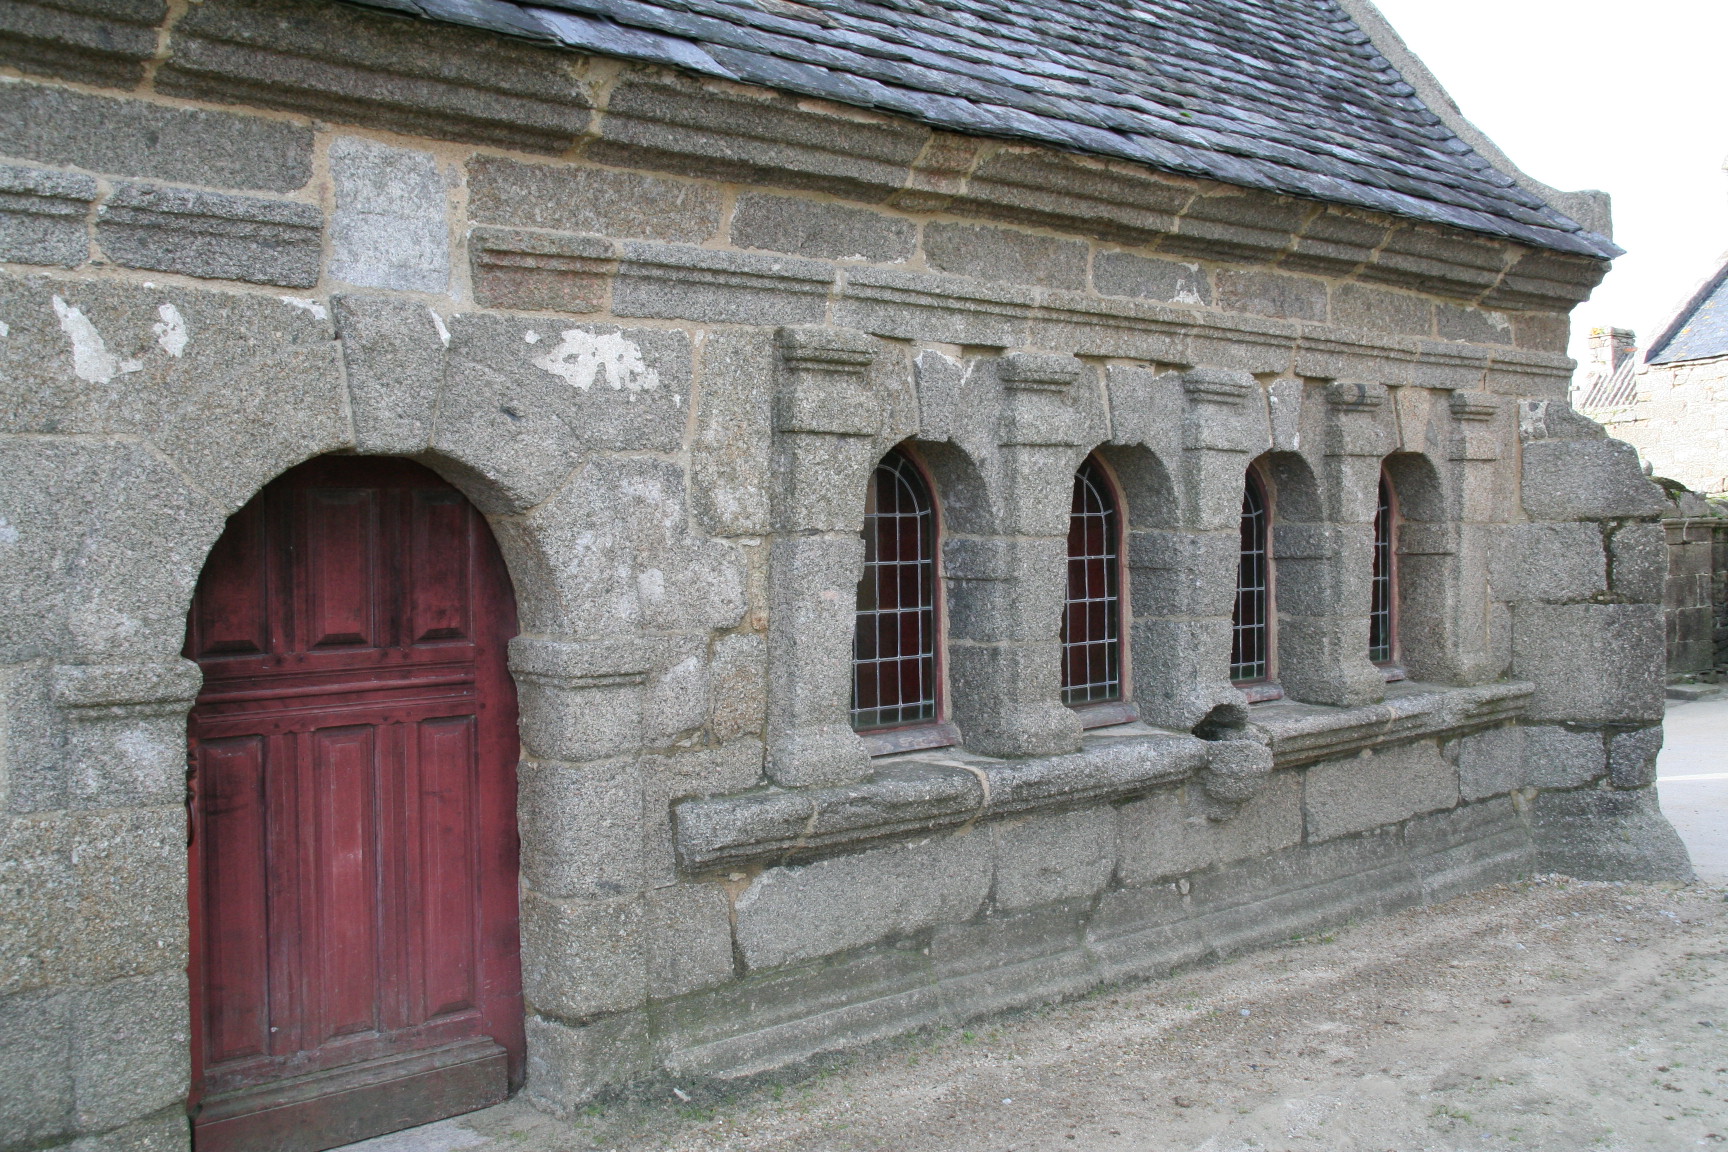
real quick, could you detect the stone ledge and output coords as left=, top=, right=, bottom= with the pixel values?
left=1250, top=680, right=1533, bottom=769
left=675, top=681, right=1532, bottom=873
left=674, top=730, right=1208, bottom=873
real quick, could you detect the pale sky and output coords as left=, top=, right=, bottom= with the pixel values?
left=1366, top=0, right=1728, bottom=368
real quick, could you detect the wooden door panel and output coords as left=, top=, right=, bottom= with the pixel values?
left=307, top=724, right=381, bottom=1047
left=188, top=457, right=521, bottom=1152
left=408, top=491, right=472, bottom=645
left=415, top=715, right=480, bottom=1021
left=198, top=734, right=271, bottom=1067
left=302, top=489, right=381, bottom=651
left=192, top=504, right=271, bottom=660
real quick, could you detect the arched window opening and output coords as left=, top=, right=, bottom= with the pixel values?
left=852, top=448, right=939, bottom=731
left=1231, top=470, right=1271, bottom=684
left=1369, top=472, right=1401, bottom=673
left=1062, top=457, right=1123, bottom=707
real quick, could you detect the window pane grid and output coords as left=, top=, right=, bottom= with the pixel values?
left=852, top=451, right=938, bottom=731
left=1369, top=476, right=1394, bottom=663
left=1062, top=459, right=1122, bottom=705
left=1231, top=475, right=1269, bottom=682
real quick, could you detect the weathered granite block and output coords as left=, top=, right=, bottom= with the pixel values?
left=923, top=221, right=1088, bottom=290
left=991, top=806, right=1117, bottom=911
left=1117, top=772, right=1302, bottom=883
left=329, top=136, right=448, bottom=293
left=96, top=182, right=322, bottom=287
left=734, top=832, right=991, bottom=969
left=520, top=891, right=646, bottom=1019
left=468, top=154, right=723, bottom=243
left=1092, top=250, right=1209, bottom=304
left=835, top=265, right=1035, bottom=347
left=1454, top=723, right=1526, bottom=800
left=158, top=0, right=591, bottom=151
left=0, top=81, right=313, bottom=191
left=331, top=293, right=446, bottom=455
left=0, top=986, right=72, bottom=1146
left=1608, top=725, right=1663, bottom=790
left=0, top=163, right=95, bottom=267
left=518, top=758, right=644, bottom=900
left=1303, top=740, right=1459, bottom=842
left=0, top=0, right=163, bottom=87
left=523, top=1012, right=651, bottom=1116
left=1330, top=283, right=1432, bottom=336
left=1513, top=603, right=1665, bottom=724
left=71, top=970, right=187, bottom=1131
left=644, top=883, right=735, bottom=999
left=732, top=192, right=916, bottom=263
left=613, top=243, right=833, bottom=325
left=1215, top=268, right=1327, bottom=321
left=589, top=72, right=928, bottom=200
left=1523, top=723, right=1606, bottom=789
left=1521, top=437, right=1666, bottom=521
left=469, top=227, right=615, bottom=314
left=1532, top=787, right=1691, bottom=881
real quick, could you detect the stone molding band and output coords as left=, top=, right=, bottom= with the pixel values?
left=673, top=679, right=1534, bottom=873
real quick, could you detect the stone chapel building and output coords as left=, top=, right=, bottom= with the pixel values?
left=0, top=0, right=1693, bottom=1149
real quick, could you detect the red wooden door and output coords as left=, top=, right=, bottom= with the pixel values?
left=185, top=457, right=522, bottom=1152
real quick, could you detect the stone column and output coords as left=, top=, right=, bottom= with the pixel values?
left=764, top=326, right=881, bottom=787
left=1129, top=368, right=1269, bottom=731
left=1273, top=380, right=1390, bottom=707
left=946, top=353, right=1085, bottom=758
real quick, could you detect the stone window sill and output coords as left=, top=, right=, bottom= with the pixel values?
left=672, top=680, right=1534, bottom=873
left=1245, top=679, right=1532, bottom=768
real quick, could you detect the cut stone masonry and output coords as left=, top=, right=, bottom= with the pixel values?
left=0, top=0, right=1691, bottom=1146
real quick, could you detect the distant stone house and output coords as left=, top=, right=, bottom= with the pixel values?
left=0, top=0, right=1691, bottom=1150
left=1583, top=262, right=1728, bottom=495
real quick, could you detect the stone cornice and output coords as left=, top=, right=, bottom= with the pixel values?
left=15, top=0, right=1611, bottom=312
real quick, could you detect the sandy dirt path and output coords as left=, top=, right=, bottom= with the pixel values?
left=356, top=876, right=1728, bottom=1152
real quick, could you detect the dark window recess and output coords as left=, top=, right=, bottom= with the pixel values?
left=852, top=449, right=938, bottom=731
left=1231, top=472, right=1270, bottom=683
left=1370, top=474, right=1395, bottom=664
left=1062, top=458, right=1122, bottom=705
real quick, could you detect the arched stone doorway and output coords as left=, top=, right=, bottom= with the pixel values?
left=183, top=456, right=523, bottom=1152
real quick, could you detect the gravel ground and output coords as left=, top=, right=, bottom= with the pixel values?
left=353, top=876, right=1728, bottom=1152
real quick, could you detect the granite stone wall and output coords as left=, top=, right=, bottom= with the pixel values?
left=1596, top=355, right=1728, bottom=496
left=0, top=1, right=1691, bottom=1145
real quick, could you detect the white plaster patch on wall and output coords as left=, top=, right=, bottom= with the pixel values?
left=427, top=308, right=450, bottom=347
left=279, top=296, right=328, bottom=321
left=152, top=303, right=188, bottom=357
left=0, top=514, right=18, bottom=545
left=52, top=296, right=141, bottom=384
left=0, top=319, right=10, bottom=338
left=533, top=329, right=661, bottom=394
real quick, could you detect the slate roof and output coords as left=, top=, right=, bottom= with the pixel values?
left=348, top=0, right=1618, bottom=259
left=1648, top=261, right=1728, bottom=365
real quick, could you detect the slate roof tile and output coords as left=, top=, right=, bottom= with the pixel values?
left=345, top=0, right=1617, bottom=258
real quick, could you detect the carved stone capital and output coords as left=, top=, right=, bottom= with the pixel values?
left=1181, top=366, right=1256, bottom=405
left=1323, top=380, right=1387, bottom=410
left=999, top=351, right=1082, bottom=391
left=774, top=325, right=880, bottom=436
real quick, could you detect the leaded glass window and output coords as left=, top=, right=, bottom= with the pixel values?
left=1230, top=471, right=1270, bottom=683
left=1369, top=474, right=1395, bottom=664
left=851, top=449, right=939, bottom=730
left=1062, top=457, right=1122, bottom=705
